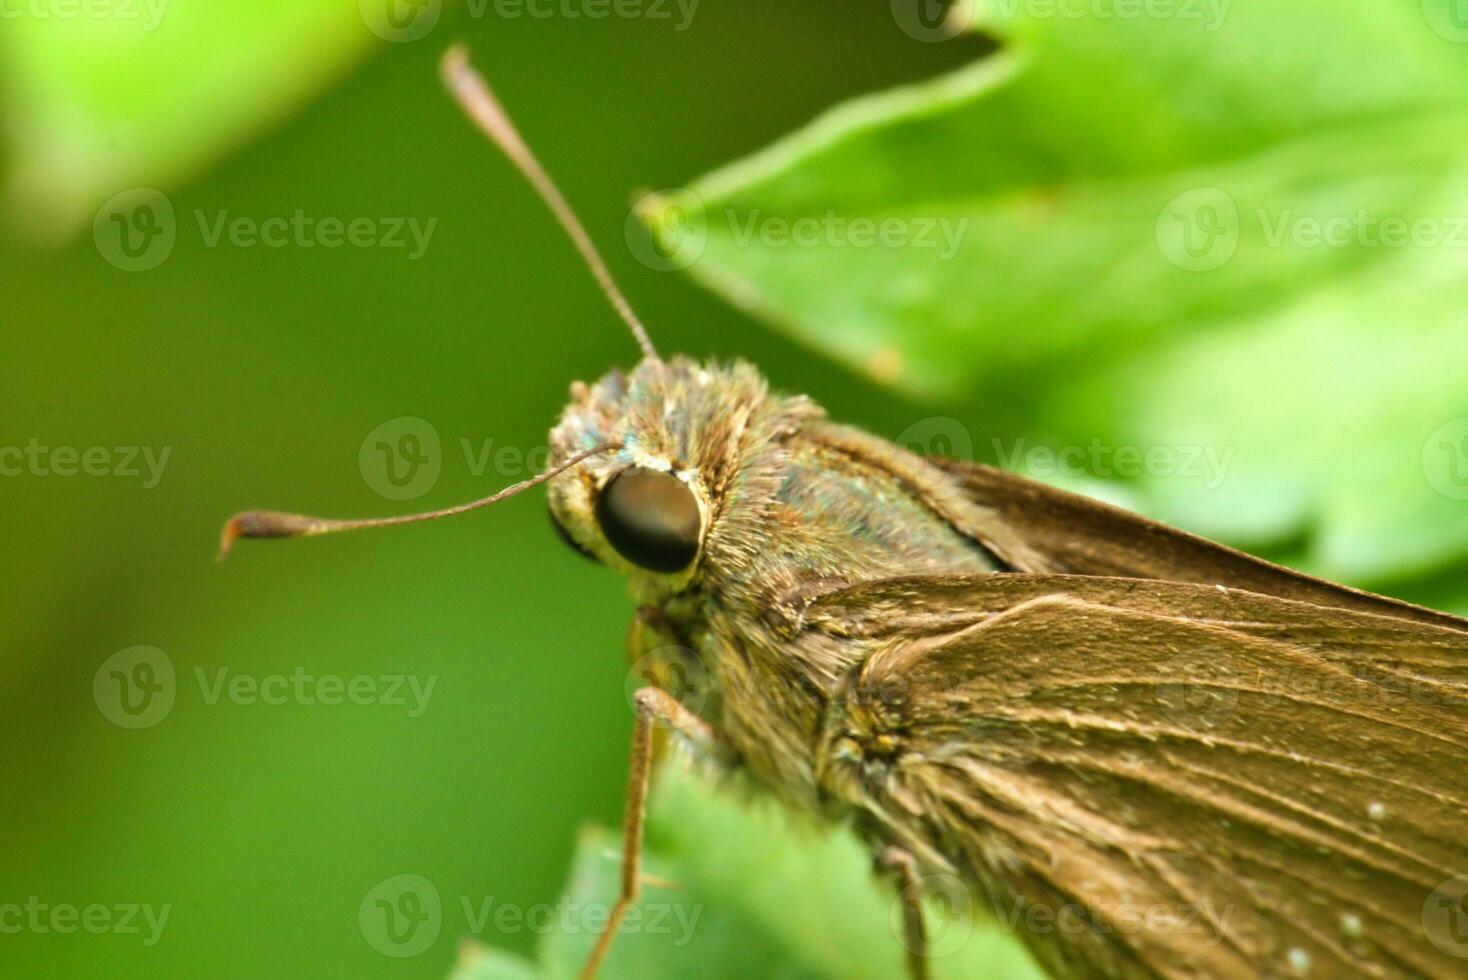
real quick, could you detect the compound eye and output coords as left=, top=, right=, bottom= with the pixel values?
left=595, top=467, right=701, bottom=573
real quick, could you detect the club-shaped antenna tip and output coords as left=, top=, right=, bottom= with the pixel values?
left=217, top=510, right=317, bottom=561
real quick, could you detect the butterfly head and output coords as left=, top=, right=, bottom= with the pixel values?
left=545, top=356, right=775, bottom=594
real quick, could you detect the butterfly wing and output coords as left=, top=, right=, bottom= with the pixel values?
left=810, top=574, right=1468, bottom=979
left=933, top=458, right=1465, bottom=631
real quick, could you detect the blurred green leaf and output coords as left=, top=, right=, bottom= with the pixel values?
left=452, top=944, right=541, bottom=980
left=0, top=0, right=383, bottom=239
left=649, top=2, right=1468, bottom=586
left=478, top=761, right=1043, bottom=980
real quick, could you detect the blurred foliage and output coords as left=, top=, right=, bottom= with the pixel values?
left=653, top=0, right=1468, bottom=589
left=477, top=761, right=1042, bottom=979
left=4, top=3, right=1466, bottom=980
left=0, top=0, right=376, bottom=239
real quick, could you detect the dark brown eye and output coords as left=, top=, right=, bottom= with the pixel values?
left=595, top=467, right=701, bottom=573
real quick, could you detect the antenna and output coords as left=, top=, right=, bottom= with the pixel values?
left=218, top=443, right=618, bottom=560
left=441, top=45, right=660, bottom=363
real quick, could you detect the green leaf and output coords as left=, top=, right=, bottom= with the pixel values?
left=471, top=761, right=1044, bottom=980
left=646, top=3, right=1468, bottom=586
left=0, top=0, right=384, bottom=239
left=451, top=944, right=542, bottom=980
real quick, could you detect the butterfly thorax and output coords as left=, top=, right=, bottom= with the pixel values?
left=547, top=356, right=1000, bottom=810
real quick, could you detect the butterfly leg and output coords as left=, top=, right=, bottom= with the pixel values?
left=579, top=686, right=715, bottom=980
left=879, top=846, right=931, bottom=980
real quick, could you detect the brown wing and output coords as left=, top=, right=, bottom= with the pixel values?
left=936, top=459, right=1467, bottom=633
left=811, top=574, right=1468, bottom=980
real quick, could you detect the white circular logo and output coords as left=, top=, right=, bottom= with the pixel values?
left=1423, top=417, right=1468, bottom=501
left=1422, top=0, right=1468, bottom=43
left=94, top=189, right=176, bottom=272
left=94, top=646, right=176, bottom=729
left=1156, top=187, right=1239, bottom=272
left=359, top=416, right=441, bottom=500
left=1424, top=874, right=1468, bottom=957
left=892, top=872, right=973, bottom=959
left=891, top=0, right=977, bottom=43
left=626, top=189, right=707, bottom=272
left=360, top=0, right=441, bottom=43
left=359, top=874, right=442, bottom=957
left=1154, top=647, right=1240, bottom=732
left=625, top=646, right=708, bottom=727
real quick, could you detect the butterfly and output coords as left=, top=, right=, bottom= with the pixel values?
left=220, top=47, right=1468, bottom=980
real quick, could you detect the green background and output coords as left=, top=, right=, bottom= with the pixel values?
left=0, top=3, right=992, bottom=978
left=5, top=2, right=1468, bottom=978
